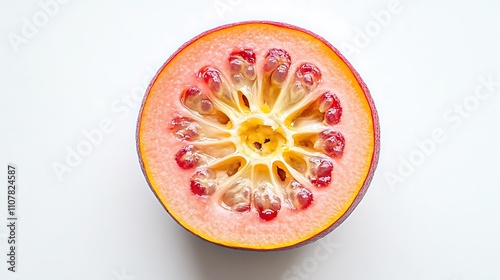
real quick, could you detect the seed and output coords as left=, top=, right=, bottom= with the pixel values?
left=297, top=63, right=321, bottom=80
left=199, top=66, right=222, bottom=92
left=170, top=116, right=201, bottom=141
left=229, top=49, right=257, bottom=84
left=190, top=168, right=217, bottom=196
left=264, top=49, right=291, bottom=78
left=181, top=85, right=233, bottom=124
left=303, top=74, right=314, bottom=86
left=309, top=157, right=333, bottom=187
left=199, top=99, right=214, bottom=114
left=230, top=59, right=242, bottom=73
left=229, top=49, right=256, bottom=64
left=182, top=86, right=214, bottom=115
left=175, top=145, right=200, bottom=169
left=319, top=91, right=338, bottom=112
left=286, top=180, right=313, bottom=209
left=182, top=86, right=204, bottom=111
left=190, top=181, right=206, bottom=196
left=296, top=188, right=313, bottom=209
left=319, top=91, right=343, bottom=125
left=253, top=182, right=281, bottom=221
left=184, top=86, right=202, bottom=100
left=316, top=129, right=345, bottom=158
left=240, top=49, right=256, bottom=63
left=266, top=49, right=291, bottom=64
left=294, top=63, right=321, bottom=92
left=325, top=107, right=342, bottom=125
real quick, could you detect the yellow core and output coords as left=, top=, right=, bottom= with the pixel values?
left=237, top=118, right=287, bottom=158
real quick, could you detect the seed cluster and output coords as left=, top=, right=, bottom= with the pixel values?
left=170, top=48, right=345, bottom=221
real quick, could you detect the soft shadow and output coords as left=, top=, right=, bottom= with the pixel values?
left=182, top=230, right=310, bottom=280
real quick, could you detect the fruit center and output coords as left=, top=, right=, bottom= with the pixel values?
left=170, top=47, right=346, bottom=221
left=238, top=118, right=286, bottom=158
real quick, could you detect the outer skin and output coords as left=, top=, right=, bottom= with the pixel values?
left=136, top=20, right=381, bottom=251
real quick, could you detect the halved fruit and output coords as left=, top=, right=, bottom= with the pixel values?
left=137, top=21, right=380, bottom=250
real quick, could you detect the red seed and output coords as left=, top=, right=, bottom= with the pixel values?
left=229, top=48, right=256, bottom=64
left=263, top=48, right=291, bottom=74
left=229, top=49, right=257, bottom=83
left=325, top=107, right=342, bottom=125
left=245, top=65, right=255, bottom=78
left=170, top=116, right=200, bottom=140
left=319, top=91, right=343, bottom=125
left=175, top=145, right=200, bottom=169
left=266, top=49, right=291, bottom=64
left=319, top=129, right=345, bottom=158
left=295, top=63, right=321, bottom=84
left=319, top=91, right=341, bottom=110
left=222, top=179, right=252, bottom=213
left=235, top=204, right=251, bottom=213
left=189, top=168, right=216, bottom=196
left=309, top=157, right=334, bottom=187
left=229, top=59, right=242, bottom=73
left=288, top=180, right=313, bottom=209
left=184, top=86, right=202, bottom=100
left=296, top=188, right=313, bottom=209
left=253, top=183, right=281, bottom=221
left=258, top=209, right=278, bottom=221
left=199, top=67, right=222, bottom=92
left=190, top=181, right=205, bottom=196
left=263, top=57, right=279, bottom=72
left=272, top=64, right=289, bottom=83
left=182, top=86, right=206, bottom=112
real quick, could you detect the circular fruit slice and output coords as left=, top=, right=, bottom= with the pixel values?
left=137, top=21, right=380, bottom=250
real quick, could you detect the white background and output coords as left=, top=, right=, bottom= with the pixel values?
left=1, top=0, right=500, bottom=279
